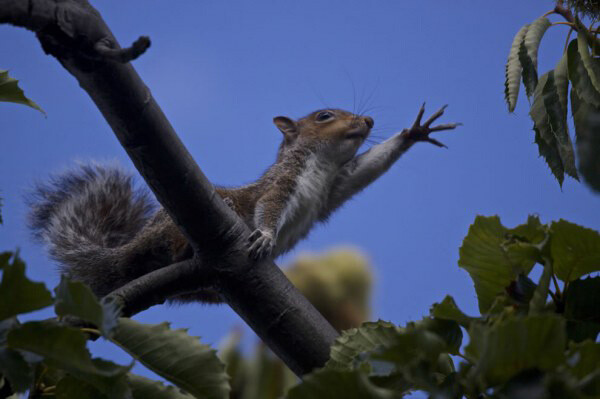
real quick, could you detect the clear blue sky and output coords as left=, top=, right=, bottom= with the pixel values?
left=1, top=0, right=597, bottom=386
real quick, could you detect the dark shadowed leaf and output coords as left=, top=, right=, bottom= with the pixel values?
left=551, top=220, right=600, bottom=282
left=519, top=39, right=538, bottom=100
left=0, top=348, right=34, bottom=393
left=0, top=70, right=44, bottom=114
left=564, top=277, right=600, bottom=342
left=286, top=369, right=395, bottom=399
left=505, top=25, right=529, bottom=112
left=111, top=318, right=230, bottom=399
left=571, top=88, right=600, bottom=192
left=458, top=216, right=544, bottom=313
left=568, top=39, right=600, bottom=108
left=128, top=374, right=196, bottom=399
left=54, top=277, right=120, bottom=337
left=0, top=252, right=53, bottom=320
left=7, top=321, right=131, bottom=398
left=55, top=375, right=107, bottom=399
left=465, top=315, right=565, bottom=387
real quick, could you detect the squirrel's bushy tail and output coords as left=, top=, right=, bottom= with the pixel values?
left=28, top=163, right=156, bottom=295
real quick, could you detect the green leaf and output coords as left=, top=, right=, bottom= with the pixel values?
left=326, top=321, right=399, bottom=371
left=55, top=375, right=108, bottom=399
left=0, top=348, right=34, bottom=393
left=458, top=216, right=544, bottom=313
left=554, top=53, right=570, bottom=122
left=567, top=341, right=600, bottom=380
left=0, top=70, right=45, bottom=114
left=128, top=374, right=196, bottom=399
left=111, top=318, right=230, bottom=399
left=524, top=17, right=551, bottom=72
left=568, top=38, right=600, bottom=108
left=412, top=318, right=462, bottom=355
left=54, top=276, right=120, bottom=337
left=7, top=321, right=131, bottom=398
left=564, top=277, right=600, bottom=342
left=519, top=36, right=538, bottom=100
left=505, top=25, right=529, bottom=112
left=577, top=32, right=600, bottom=94
left=465, top=315, right=565, bottom=387
left=0, top=252, right=53, bottom=320
left=551, top=220, right=600, bottom=282
left=571, top=87, right=600, bottom=192
left=286, top=369, right=396, bottom=399
left=543, top=71, right=579, bottom=180
left=529, top=261, right=553, bottom=314
left=430, top=296, right=477, bottom=328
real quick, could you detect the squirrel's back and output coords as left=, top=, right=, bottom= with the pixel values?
left=28, top=163, right=156, bottom=295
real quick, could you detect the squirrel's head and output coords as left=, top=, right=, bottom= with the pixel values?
left=274, top=109, right=374, bottom=165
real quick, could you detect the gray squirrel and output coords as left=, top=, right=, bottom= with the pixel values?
left=28, top=105, right=458, bottom=302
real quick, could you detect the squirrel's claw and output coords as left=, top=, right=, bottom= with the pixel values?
left=247, top=229, right=274, bottom=260
left=404, top=104, right=460, bottom=148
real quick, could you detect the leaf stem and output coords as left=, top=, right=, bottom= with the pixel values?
left=564, top=27, right=574, bottom=53
left=80, top=327, right=101, bottom=335
left=541, top=10, right=556, bottom=19
left=552, top=21, right=576, bottom=27
left=551, top=273, right=562, bottom=297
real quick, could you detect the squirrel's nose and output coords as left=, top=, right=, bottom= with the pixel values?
left=364, top=116, right=374, bottom=129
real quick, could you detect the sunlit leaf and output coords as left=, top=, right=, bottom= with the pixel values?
left=571, top=87, right=600, bottom=192
left=0, top=252, right=53, bottom=320
left=0, top=70, right=44, bottom=114
left=465, top=315, right=565, bottom=387
left=524, top=17, right=551, bottom=72
left=551, top=219, right=600, bottom=282
left=54, top=277, right=120, bottom=337
left=430, top=296, right=477, bottom=328
left=128, top=374, right=196, bottom=399
left=286, top=369, right=396, bottom=399
left=327, top=321, right=399, bottom=371
left=458, top=216, right=544, bottom=313
left=111, top=318, right=230, bottom=399
left=7, top=321, right=131, bottom=398
left=505, top=25, right=529, bottom=112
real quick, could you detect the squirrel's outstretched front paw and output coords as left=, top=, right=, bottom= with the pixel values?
left=402, top=103, right=461, bottom=148
left=247, top=229, right=274, bottom=260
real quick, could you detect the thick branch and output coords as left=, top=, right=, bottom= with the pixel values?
left=1, top=0, right=338, bottom=376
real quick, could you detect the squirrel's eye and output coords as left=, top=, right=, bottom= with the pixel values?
left=315, top=111, right=334, bottom=122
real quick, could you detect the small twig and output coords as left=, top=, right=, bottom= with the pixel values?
left=552, top=274, right=562, bottom=298
left=541, top=9, right=556, bottom=19
left=94, top=36, right=151, bottom=63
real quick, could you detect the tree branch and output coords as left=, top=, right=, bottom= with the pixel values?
left=1, top=0, right=338, bottom=376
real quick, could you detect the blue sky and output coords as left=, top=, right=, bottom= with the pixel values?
left=1, top=0, right=598, bottom=386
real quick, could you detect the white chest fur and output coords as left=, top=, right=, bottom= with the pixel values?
left=274, top=154, right=337, bottom=255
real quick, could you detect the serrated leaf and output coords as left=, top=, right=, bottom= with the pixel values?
left=411, top=318, right=462, bottom=355
left=55, top=375, right=107, bottom=399
left=505, top=25, right=529, bottom=112
left=519, top=37, right=538, bottom=100
left=54, top=276, right=120, bottom=337
left=0, top=348, right=34, bottom=393
left=571, top=87, right=600, bottom=192
left=7, top=321, right=131, bottom=398
left=531, top=72, right=566, bottom=185
left=0, top=70, right=44, bottom=114
left=458, top=216, right=544, bottom=313
left=524, top=17, right=551, bottom=70
left=286, top=369, right=396, bottom=399
left=111, top=318, right=230, bottom=399
left=555, top=53, right=570, bottom=121
left=551, top=220, right=600, bottom=282
left=465, top=315, right=565, bottom=387
left=0, top=252, right=53, bottom=320
left=568, top=38, right=600, bottom=108
left=430, top=296, right=477, bottom=328
left=128, top=374, right=195, bottom=399
left=326, top=321, right=399, bottom=371
left=564, top=277, right=600, bottom=342
left=543, top=71, right=578, bottom=180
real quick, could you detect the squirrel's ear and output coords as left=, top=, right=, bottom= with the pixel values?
left=273, top=116, right=298, bottom=137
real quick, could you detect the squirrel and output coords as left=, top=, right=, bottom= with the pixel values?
left=28, top=105, right=458, bottom=303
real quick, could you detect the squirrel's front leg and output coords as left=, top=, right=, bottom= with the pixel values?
left=247, top=187, right=291, bottom=259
